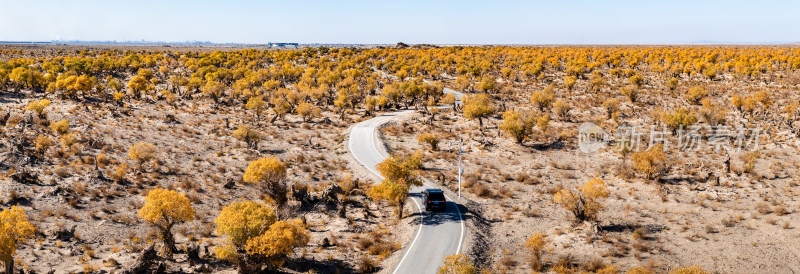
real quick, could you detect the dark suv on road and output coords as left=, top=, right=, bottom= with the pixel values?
left=423, top=189, right=447, bottom=212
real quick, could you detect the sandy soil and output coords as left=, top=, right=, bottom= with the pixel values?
left=381, top=87, right=800, bottom=273
left=0, top=93, right=411, bottom=273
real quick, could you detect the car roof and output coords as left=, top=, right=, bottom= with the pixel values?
left=425, top=189, right=443, bottom=193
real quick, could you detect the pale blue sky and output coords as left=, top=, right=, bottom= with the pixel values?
left=1, top=0, right=798, bottom=44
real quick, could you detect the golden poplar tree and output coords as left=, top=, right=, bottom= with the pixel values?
left=138, top=188, right=196, bottom=255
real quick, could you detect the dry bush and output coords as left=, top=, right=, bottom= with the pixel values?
left=554, top=178, right=610, bottom=222
left=35, top=134, right=53, bottom=155
left=669, top=265, right=710, bottom=274
left=740, top=151, right=760, bottom=174
left=417, top=133, right=439, bottom=151
left=621, top=86, right=639, bottom=103
left=531, top=85, right=556, bottom=111
left=603, top=98, right=620, bottom=118
left=54, top=166, right=70, bottom=178
left=756, top=202, right=771, bottom=215
left=129, top=142, right=157, bottom=166
left=661, top=108, right=698, bottom=132
left=232, top=124, right=262, bottom=149
left=358, top=256, right=378, bottom=273
left=632, top=228, right=647, bottom=240
left=525, top=232, right=548, bottom=271
left=583, top=258, right=612, bottom=272
left=629, top=74, right=644, bottom=87
left=773, top=204, right=788, bottom=216
left=499, top=110, right=534, bottom=144
left=50, top=119, right=70, bottom=135
left=686, top=86, right=708, bottom=104
left=699, top=98, right=727, bottom=126
left=471, top=183, right=494, bottom=198
left=553, top=100, right=571, bottom=119
left=667, top=77, right=679, bottom=91
left=498, top=255, right=516, bottom=270
left=627, top=266, right=656, bottom=274
left=438, top=254, right=478, bottom=274
left=631, top=145, right=668, bottom=180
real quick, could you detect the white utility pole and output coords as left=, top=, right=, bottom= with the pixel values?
left=458, top=138, right=462, bottom=199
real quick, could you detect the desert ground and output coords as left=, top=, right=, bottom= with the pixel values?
left=1, top=44, right=800, bottom=273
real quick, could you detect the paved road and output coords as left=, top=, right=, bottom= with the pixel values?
left=348, top=105, right=464, bottom=273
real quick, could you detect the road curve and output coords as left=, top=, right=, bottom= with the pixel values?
left=348, top=105, right=464, bottom=273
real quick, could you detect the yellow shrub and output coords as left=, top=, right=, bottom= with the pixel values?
left=462, top=93, right=494, bottom=128
left=295, top=102, right=321, bottom=122
left=243, top=157, right=288, bottom=208
left=731, top=94, right=743, bottom=111
left=667, top=77, right=679, bottom=91
left=621, top=86, right=639, bottom=103
left=603, top=98, right=620, bottom=118
left=590, top=72, right=606, bottom=91
left=35, top=134, right=53, bottom=154
left=60, top=133, right=77, bottom=148
left=129, top=142, right=156, bottom=164
left=661, top=108, right=698, bottom=132
left=243, top=157, right=287, bottom=185
left=245, top=96, right=265, bottom=114
left=530, top=85, right=556, bottom=111
left=112, top=92, right=126, bottom=101
left=437, top=254, right=478, bottom=274
left=245, top=218, right=310, bottom=269
left=213, top=241, right=240, bottom=262
left=536, top=114, right=550, bottom=134
left=525, top=232, right=548, bottom=259
left=0, top=206, right=35, bottom=268
left=215, top=201, right=276, bottom=247
left=686, top=86, right=708, bottom=104
left=564, top=76, right=578, bottom=90
left=232, top=125, right=261, bottom=149
left=554, top=178, right=610, bottom=222
left=626, top=266, right=655, bottom=274
left=669, top=265, right=710, bottom=274
left=138, top=188, right=196, bottom=229
left=631, top=144, right=667, bottom=180
left=628, top=73, right=644, bottom=87
left=753, top=90, right=772, bottom=107
left=50, top=119, right=69, bottom=135
left=113, top=163, right=128, bottom=182
left=137, top=188, right=196, bottom=255
left=700, top=98, right=727, bottom=126
left=417, top=133, right=439, bottom=150
left=26, top=99, right=51, bottom=117
left=597, top=265, right=619, bottom=274
left=553, top=100, right=571, bottom=119
left=702, top=67, right=717, bottom=80
left=499, top=110, right=534, bottom=144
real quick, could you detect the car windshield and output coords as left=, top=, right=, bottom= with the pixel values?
left=427, top=192, right=445, bottom=201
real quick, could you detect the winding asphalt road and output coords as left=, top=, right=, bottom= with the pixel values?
left=348, top=89, right=464, bottom=274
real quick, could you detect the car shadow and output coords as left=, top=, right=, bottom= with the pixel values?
left=419, top=201, right=463, bottom=226
left=407, top=192, right=468, bottom=226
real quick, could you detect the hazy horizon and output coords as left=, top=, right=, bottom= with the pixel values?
left=2, top=0, right=799, bottom=45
